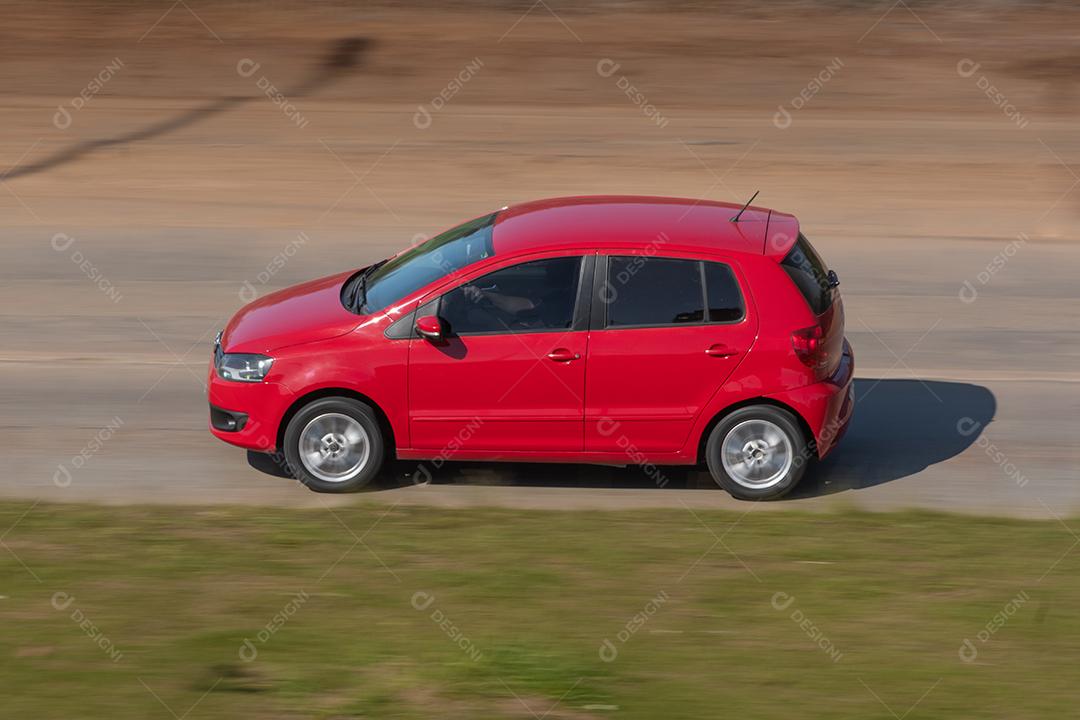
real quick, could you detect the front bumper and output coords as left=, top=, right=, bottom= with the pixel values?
left=207, top=364, right=294, bottom=451
left=210, top=404, right=248, bottom=432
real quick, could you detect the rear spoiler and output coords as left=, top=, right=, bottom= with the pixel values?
left=763, top=210, right=800, bottom=259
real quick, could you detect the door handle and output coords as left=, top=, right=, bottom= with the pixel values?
left=705, top=344, right=739, bottom=358
left=547, top=348, right=580, bottom=362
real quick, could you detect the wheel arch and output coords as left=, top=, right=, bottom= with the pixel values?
left=277, top=388, right=396, bottom=455
left=695, top=397, right=815, bottom=464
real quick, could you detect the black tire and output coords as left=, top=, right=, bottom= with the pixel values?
left=704, top=405, right=808, bottom=501
left=283, top=397, right=385, bottom=493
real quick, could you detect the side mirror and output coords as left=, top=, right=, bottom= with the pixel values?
left=415, top=315, right=443, bottom=341
left=826, top=270, right=840, bottom=288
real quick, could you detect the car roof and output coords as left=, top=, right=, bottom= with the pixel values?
left=492, top=195, right=799, bottom=259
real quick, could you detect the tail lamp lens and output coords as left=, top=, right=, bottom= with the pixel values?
left=792, top=325, right=825, bottom=369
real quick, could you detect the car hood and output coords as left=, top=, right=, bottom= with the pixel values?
left=222, top=270, right=362, bottom=353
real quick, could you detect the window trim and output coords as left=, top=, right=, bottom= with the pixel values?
left=426, top=254, right=592, bottom=338
left=593, top=254, right=747, bottom=331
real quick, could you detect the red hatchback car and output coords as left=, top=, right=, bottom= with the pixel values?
left=209, top=196, right=853, bottom=500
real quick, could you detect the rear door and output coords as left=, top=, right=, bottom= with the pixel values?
left=584, top=253, right=757, bottom=453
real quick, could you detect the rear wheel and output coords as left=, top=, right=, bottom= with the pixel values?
left=283, top=397, right=385, bottom=493
left=705, top=405, right=808, bottom=500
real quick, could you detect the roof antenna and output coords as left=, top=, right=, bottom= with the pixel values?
left=730, top=190, right=759, bottom=223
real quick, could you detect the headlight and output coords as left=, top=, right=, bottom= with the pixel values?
left=216, top=353, right=274, bottom=382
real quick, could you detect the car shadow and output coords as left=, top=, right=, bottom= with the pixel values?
left=248, top=378, right=996, bottom=498
left=790, top=377, right=996, bottom=498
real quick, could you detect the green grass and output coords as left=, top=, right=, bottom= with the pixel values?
left=1, top=502, right=1077, bottom=718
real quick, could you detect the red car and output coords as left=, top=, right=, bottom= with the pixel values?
left=209, top=196, right=853, bottom=500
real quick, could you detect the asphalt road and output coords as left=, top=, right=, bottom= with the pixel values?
left=3, top=169, right=1077, bottom=518
left=1, top=4, right=1078, bottom=518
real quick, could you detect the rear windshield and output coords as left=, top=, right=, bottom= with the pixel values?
left=780, top=233, right=833, bottom=315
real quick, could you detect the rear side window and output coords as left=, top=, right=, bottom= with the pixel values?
left=704, top=262, right=744, bottom=322
left=607, top=257, right=703, bottom=327
left=780, top=233, right=833, bottom=315
left=604, top=257, right=745, bottom=327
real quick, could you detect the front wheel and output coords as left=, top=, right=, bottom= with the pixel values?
left=283, top=397, right=385, bottom=493
left=705, top=405, right=808, bottom=500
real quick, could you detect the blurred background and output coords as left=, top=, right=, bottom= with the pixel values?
left=2, top=0, right=1077, bottom=512
left=2, top=1, right=1079, bottom=717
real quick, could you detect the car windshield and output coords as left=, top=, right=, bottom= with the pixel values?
left=346, top=213, right=497, bottom=314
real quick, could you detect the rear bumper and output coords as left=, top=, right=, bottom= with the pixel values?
left=766, top=338, right=854, bottom=459
left=818, top=341, right=855, bottom=457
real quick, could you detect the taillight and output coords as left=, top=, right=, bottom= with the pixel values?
left=792, top=325, right=827, bottom=377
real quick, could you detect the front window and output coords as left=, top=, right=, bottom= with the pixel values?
left=439, top=256, right=582, bottom=335
left=346, top=213, right=497, bottom=314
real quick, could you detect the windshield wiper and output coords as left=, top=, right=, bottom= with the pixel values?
left=347, top=259, right=388, bottom=313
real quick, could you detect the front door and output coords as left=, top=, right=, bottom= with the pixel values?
left=585, top=254, right=757, bottom=453
left=408, top=254, right=590, bottom=453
